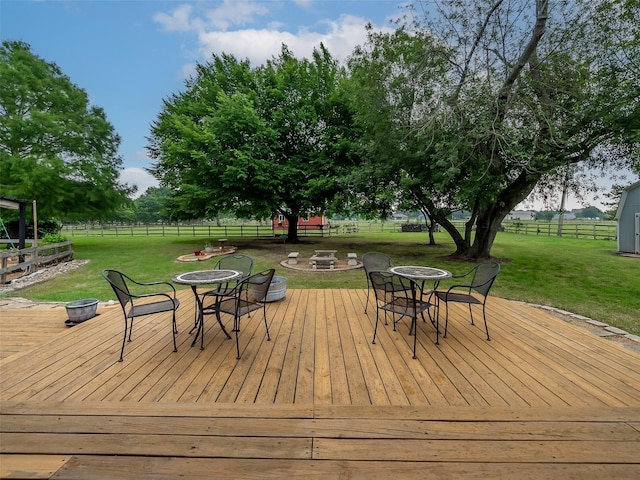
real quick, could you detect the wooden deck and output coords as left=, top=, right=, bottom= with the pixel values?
left=1, top=289, right=639, bottom=478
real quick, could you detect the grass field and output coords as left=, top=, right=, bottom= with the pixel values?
left=4, top=231, right=639, bottom=335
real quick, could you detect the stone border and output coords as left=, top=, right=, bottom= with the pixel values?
left=279, top=259, right=363, bottom=273
left=512, top=301, right=640, bottom=353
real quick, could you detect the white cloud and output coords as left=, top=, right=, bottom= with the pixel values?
left=197, top=14, right=392, bottom=66
left=119, top=167, right=159, bottom=199
left=155, top=3, right=395, bottom=72
left=153, top=4, right=198, bottom=32
left=204, top=0, right=270, bottom=30
left=293, top=0, right=314, bottom=8
left=180, top=62, right=198, bottom=80
left=154, top=1, right=271, bottom=33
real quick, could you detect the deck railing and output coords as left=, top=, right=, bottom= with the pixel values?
left=0, top=241, right=74, bottom=284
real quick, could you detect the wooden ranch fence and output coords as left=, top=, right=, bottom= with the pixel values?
left=0, top=241, right=74, bottom=284
left=61, top=220, right=617, bottom=241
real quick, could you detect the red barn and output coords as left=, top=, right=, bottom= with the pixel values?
left=273, top=214, right=327, bottom=232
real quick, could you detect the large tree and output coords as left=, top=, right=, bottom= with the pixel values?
left=0, top=41, right=132, bottom=221
left=148, top=45, right=358, bottom=241
left=348, top=0, right=639, bottom=258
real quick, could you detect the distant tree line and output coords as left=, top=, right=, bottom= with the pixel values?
left=2, top=1, right=638, bottom=258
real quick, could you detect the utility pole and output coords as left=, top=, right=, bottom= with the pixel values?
left=557, top=166, right=571, bottom=237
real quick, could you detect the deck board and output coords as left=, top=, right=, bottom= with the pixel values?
left=1, top=289, right=639, bottom=478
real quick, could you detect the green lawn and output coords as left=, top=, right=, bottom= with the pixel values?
left=5, top=232, right=639, bottom=335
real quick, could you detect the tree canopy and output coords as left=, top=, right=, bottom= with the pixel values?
left=148, top=45, right=358, bottom=241
left=347, top=0, right=639, bottom=258
left=0, top=40, right=132, bottom=222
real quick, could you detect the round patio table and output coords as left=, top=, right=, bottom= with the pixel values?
left=390, top=266, right=452, bottom=342
left=173, top=269, right=242, bottom=349
left=389, top=266, right=452, bottom=282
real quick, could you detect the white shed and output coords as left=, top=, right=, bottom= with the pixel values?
left=615, top=180, right=640, bottom=254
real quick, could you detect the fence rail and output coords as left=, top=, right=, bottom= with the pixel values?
left=499, top=220, right=617, bottom=240
left=60, top=220, right=617, bottom=241
left=61, top=222, right=379, bottom=238
left=0, top=241, right=74, bottom=284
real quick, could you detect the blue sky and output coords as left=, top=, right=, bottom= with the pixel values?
left=2, top=0, right=403, bottom=196
left=2, top=0, right=632, bottom=210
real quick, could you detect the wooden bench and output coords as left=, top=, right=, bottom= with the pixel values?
left=347, top=253, right=358, bottom=266
left=287, top=252, right=299, bottom=265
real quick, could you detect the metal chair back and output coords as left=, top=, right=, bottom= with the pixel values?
left=214, top=254, right=254, bottom=279
left=217, top=268, right=276, bottom=359
left=103, top=269, right=133, bottom=311
left=102, top=269, right=179, bottom=362
left=434, top=261, right=501, bottom=341
left=362, top=252, right=395, bottom=313
left=369, top=270, right=431, bottom=359
left=471, top=262, right=501, bottom=297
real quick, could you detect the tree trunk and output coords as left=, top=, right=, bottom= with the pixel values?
left=419, top=207, right=436, bottom=245
left=427, top=221, right=436, bottom=245
left=284, top=213, right=299, bottom=243
left=422, top=198, right=467, bottom=255
left=456, top=172, right=541, bottom=259
left=467, top=212, right=504, bottom=259
left=430, top=214, right=468, bottom=256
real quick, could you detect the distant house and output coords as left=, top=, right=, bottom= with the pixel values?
left=506, top=210, right=536, bottom=221
left=391, top=212, right=409, bottom=221
left=273, top=214, right=327, bottom=232
left=615, top=180, right=640, bottom=254
left=553, top=211, right=577, bottom=221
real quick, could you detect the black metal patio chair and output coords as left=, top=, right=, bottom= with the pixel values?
left=362, top=252, right=395, bottom=313
left=193, top=254, right=254, bottom=328
left=206, top=268, right=275, bottom=359
left=369, top=270, right=433, bottom=359
left=102, top=269, right=180, bottom=362
left=434, top=261, right=501, bottom=340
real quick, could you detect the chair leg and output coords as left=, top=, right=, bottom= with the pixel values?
left=215, top=309, right=232, bottom=339
left=263, top=307, right=271, bottom=341
left=433, top=297, right=440, bottom=344
left=172, top=311, right=178, bottom=353
left=482, top=303, right=490, bottom=340
left=235, top=314, right=241, bottom=359
left=119, top=317, right=129, bottom=362
left=435, top=312, right=439, bottom=345
left=468, top=303, right=474, bottom=325
left=412, top=316, right=417, bottom=359
left=372, top=309, right=380, bottom=344
left=127, top=318, right=134, bottom=342
left=364, top=285, right=371, bottom=313
left=443, top=301, right=450, bottom=338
